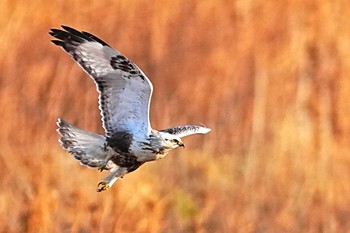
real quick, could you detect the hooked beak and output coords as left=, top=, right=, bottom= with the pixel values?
left=178, top=141, right=185, bottom=148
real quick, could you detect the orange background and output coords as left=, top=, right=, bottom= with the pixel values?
left=1, top=0, right=350, bottom=232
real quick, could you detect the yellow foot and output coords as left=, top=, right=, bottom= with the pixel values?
left=97, top=182, right=110, bottom=192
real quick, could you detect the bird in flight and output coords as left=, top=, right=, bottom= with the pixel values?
left=49, top=26, right=211, bottom=192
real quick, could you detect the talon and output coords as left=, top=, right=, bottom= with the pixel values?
left=97, top=182, right=110, bottom=192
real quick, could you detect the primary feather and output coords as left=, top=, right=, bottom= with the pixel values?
left=50, top=26, right=152, bottom=136
left=51, top=26, right=211, bottom=191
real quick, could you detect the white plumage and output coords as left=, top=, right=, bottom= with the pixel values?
left=50, top=26, right=211, bottom=191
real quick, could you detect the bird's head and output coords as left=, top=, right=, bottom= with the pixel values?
left=159, top=132, right=185, bottom=149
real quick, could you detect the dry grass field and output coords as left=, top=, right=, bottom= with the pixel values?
left=1, top=0, right=350, bottom=232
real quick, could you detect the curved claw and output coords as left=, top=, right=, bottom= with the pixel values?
left=97, top=181, right=110, bottom=192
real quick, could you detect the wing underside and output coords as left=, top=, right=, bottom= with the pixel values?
left=49, top=26, right=153, bottom=136
left=160, top=125, right=211, bottom=138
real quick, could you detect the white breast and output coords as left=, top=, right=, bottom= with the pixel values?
left=129, top=139, right=157, bottom=162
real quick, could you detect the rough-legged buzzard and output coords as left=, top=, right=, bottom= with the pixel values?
left=49, top=26, right=211, bottom=192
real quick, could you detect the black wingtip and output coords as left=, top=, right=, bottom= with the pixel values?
left=61, top=25, right=70, bottom=30
left=49, top=25, right=111, bottom=48
left=82, top=31, right=110, bottom=47
left=61, top=25, right=82, bottom=35
left=49, top=28, right=62, bottom=36
left=51, top=40, right=63, bottom=46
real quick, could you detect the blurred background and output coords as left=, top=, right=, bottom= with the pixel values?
left=1, top=0, right=350, bottom=232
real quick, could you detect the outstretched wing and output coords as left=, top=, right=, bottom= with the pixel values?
left=160, top=125, right=211, bottom=138
left=49, top=26, right=153, bottom=136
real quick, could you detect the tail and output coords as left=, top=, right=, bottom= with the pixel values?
left=56, top=118, right=113, bottom=169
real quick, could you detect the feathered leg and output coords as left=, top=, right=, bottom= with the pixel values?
left=98, top=153, right=114, bottom=172
left=97, top=167, right=128, bottom=192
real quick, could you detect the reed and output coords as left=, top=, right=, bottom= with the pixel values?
left=1, top=0, right=349, bottom=232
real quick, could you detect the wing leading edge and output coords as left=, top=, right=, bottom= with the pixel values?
left=49, top=26, right=153, bottom=136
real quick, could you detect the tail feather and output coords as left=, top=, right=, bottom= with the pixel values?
left=56, top=118, right=114, bottom=169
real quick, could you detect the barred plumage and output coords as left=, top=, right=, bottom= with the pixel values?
left=51, top=26, right=211, bottom=191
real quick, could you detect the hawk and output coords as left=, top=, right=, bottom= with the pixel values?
left=49, top=26, right=211, bottom=192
